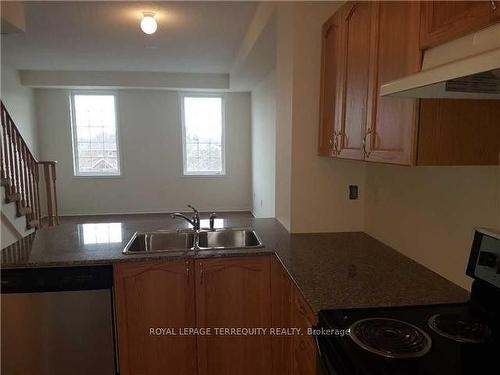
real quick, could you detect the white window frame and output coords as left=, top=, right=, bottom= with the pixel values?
left=180, top=93, right=226, bottom=177
left=69, top=90, right=122, bottom=177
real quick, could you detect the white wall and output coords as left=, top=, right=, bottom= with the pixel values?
left=251, top=70, right=276, bottom=218
left=274, top=4, right=294, bottom=230
left=365, top=165, right=500, bottom=289
left=35, top=89, right=252, bottom=215
left=0, top=61, right=38, bottom=155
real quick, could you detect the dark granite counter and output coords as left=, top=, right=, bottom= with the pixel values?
left=1, top=216, right=469, bottom=312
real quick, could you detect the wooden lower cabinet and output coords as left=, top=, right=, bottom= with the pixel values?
left=114, top=260, right=197, bottom=375
left=291, top=285, right=318, bottom=375
left=271, top=257, right=294, bottom=375
left=195, top=256, right=273, bottom=375
left=271, top=258, right=318, bottom=375
left=114, top=256, right=317, bottom=375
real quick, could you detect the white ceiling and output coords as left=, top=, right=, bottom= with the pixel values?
left=2, top=1, right=258, bottom=74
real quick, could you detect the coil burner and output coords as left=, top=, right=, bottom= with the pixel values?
left=428, top=313, right=492, bottom=344
left=349, top=318, right=432, bottom=359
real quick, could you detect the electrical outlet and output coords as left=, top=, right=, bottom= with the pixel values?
left=349, top=185, right=359, bottom=200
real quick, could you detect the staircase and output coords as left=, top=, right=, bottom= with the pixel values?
left=1, top=101, right=58, bottom=247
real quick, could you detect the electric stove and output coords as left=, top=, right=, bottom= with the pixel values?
left=315, top=228, right=500, bottom=375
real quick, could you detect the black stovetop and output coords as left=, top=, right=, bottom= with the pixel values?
left=318, top=303, right=500, bottom=375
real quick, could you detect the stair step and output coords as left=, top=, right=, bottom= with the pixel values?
left=5, top=192, right=21, bottom=203
left=17, top=206, right=32, bottom=216
left=1, top=177, right=10, bottom=187
left=27, top=219, right=40, bottom=230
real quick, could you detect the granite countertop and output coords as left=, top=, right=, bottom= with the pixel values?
left=1, top=216, right=469, bottom=313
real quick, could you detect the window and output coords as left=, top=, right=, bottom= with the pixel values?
left=70, top=92, right=120, bottom=176
left=181, top=94, right=225, bottom=176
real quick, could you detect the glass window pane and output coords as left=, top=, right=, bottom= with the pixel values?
left=72, top=94, right=120, bottom=176
left=182, top=96, right=224, bottom=175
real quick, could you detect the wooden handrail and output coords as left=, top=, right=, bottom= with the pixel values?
left=0, top=101, right=59, bottom=229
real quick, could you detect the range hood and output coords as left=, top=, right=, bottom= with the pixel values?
left=380, top=23, right=500, bottom=99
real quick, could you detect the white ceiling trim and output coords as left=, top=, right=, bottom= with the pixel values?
left=20, top=70, right=230, bottom=90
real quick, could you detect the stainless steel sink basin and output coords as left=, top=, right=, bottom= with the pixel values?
left=122, top=229, right=263, bottom=254
left=198, top=229, right=263, bottom=250
left=123, top=231, right=195, bottom=254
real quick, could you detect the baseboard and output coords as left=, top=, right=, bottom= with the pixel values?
left=59, top=208, right=253, bottom=217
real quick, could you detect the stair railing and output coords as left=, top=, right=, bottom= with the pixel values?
left=0, top=101, right=59, bottom=229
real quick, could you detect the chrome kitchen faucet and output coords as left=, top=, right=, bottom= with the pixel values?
left=171, top=204, right=201, bottom=231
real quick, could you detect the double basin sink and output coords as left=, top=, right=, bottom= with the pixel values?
left=123, top=229, right=263, bottom=254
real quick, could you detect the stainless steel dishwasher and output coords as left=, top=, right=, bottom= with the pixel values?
left=1, top=266, right=117, bottom=375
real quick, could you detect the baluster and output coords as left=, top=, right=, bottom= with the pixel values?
left=11, top=121, right=20, bottom=198
left=18, top=135, right=27, bottom=209
left=0, top=106, right=4, bottom=181
left=43, top=163, right=54, bottom=226
left=35, top=163, right=42, bottom=227
left=23, top=145, right=30, bottom=211
left=27, top=156, right=34, bottom=226
left=1, top=103, right=10, bottom=184
left=32, top=157, right=38, bottom=226
left=5, top=114, right=15, bottom=196
left=51, top=162, right=59, bottom=225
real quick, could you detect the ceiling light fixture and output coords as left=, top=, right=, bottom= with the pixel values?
left=140, top=12, right=157, bottom=35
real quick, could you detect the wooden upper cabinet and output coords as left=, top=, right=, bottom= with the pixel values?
left=336, top=1, right=374, bottom=160
left=365, top=1, right=422, bottom=165
left=420, top=1, right=499, bottom=49
left=418, top=99, right=500, bottom=166
left=318, top=11, right=342, bottom=157
left=114, top=260, right=196, bottom=375
left=318, top=1, right=499, bottom=166
left=493, top=1, right=500, bottom=21
left=195, top=256, right=272, bottom=375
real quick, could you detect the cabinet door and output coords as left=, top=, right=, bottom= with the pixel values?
left=196, top=256, right=272, bottom=375
left=318, top=11, right=342, bottom=157
left=271, top=257, right=293, bottom=375
left=336, top=1, right=374, bottom=160
left=493, top=1, right=500, bottom=21
left=365, top=1, right=421, bottom=165
left=114, top=260, right=196, bottom=375
left=417, top=99, right=500, bottom=165
left=291, top=288, right=317, bottom=375
left=420, top=1, right=495, bottom=49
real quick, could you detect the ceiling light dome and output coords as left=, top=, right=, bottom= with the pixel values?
left=140, top=13, right=157, bottom=35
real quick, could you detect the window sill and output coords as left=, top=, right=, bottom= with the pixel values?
left=72, top=174, right=123, bottom=179
left=182, top=173, right=226, bottom=178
